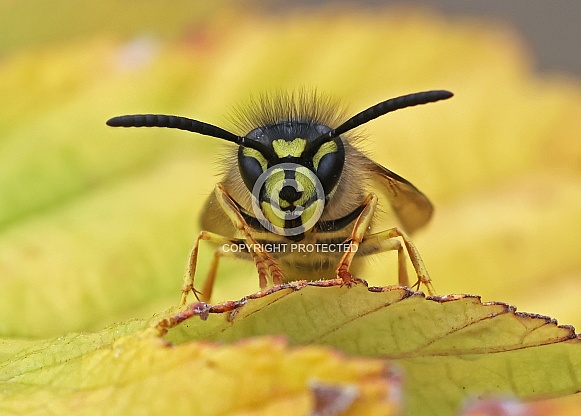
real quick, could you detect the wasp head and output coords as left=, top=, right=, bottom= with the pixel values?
left=238, top=121, right=345, bottom=238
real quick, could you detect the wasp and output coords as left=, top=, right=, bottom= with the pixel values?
left=107, top=89, right=452, bottom=305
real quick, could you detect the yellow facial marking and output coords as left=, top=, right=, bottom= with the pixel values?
left=301, top=198, right=324, bottom=224
left=264, top=168, right=285, bottom=200
left=272, top=138, right=307, bottom=158
left=294, top=166, right=316, bottom=206
left=313, top=141, right=338, bottom=170
left=259, top=163, right=324, bottom=234
left=261, top=201, right=286, bottom=228
left=242, top=147, right=267, bottom=171
left=263, top=166, right=316, bottom=206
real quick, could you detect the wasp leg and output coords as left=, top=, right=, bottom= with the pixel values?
left=181, top=231, right=242, bottom=305
left=356, top=228, right=434, bottom=295
left=335, top=193, right=435, bottom=295
left=213, top=184, right=285, bottom=287
left=200, top=249, right=222, bottom=304
left=336, top=193, right=376, bottom=286
left=356, top=234, right=408, bottom=286
left=199, top=240, right=249, bottom=303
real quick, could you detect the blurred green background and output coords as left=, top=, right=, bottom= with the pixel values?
left=1, top=0, right=580, bottom=338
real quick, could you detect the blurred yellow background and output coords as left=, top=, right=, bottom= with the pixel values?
left=1, top=1, right=580, bottom=338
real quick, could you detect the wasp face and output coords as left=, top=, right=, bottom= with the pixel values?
left=238, top=121, right=345, bottom=238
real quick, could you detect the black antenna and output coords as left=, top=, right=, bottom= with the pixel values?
left=308, top=90, right=453, bottom=152
left=106, top=114, right=276, bottom=158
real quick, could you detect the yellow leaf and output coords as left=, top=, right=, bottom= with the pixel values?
left=1, top=329, right=397, bottom=415
left=160, top=281, right=581, bottom=416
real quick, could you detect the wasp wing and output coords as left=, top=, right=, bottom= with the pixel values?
left=367, top=161, right=433, bottom=234
left=200, top=191, right=238, bottom=237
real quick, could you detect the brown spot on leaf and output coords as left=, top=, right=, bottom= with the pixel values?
left=310, top=380, right=359, bottom=416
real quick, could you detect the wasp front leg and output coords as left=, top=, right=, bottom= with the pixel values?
left=180, top=184, right=285, bottom=305
left=336, top=193, right=377, bottom=285
left=213, top=183, right=285, bottom=285
left=335, top=193, right=435, bottom=295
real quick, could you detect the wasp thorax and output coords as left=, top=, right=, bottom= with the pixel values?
left=239, top=121, right=345, bottom=237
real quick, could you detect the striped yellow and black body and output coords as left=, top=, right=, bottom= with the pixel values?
left=107, top=89, right=453, bottom=304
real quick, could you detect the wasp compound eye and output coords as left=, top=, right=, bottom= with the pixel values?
left=251, top=163, right=325, bottom=238
left=312, top=138, right=345, bottom=195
